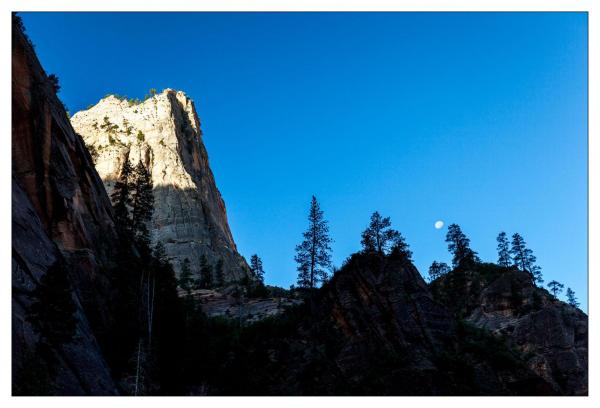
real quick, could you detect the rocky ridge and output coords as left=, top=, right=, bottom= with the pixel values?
left=191, top=252, right=559, bottom=396
left=71, top=90, right=250, bottom=281
left=431, top=265, right=588, bottom=395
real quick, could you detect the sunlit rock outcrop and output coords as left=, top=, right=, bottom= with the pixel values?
left=71, top=91, right=250, bottom=281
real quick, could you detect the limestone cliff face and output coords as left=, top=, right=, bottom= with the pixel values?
left=12, top=18, right=118, bottom=395
left=71, top=91, right=250, bottom=281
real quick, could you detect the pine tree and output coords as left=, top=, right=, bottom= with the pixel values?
left=27, top=259, right=78, bottom=351
left=428, top=261, right=450, bottom=282
left=295, top=196, right=332, bottom=289
left=47, top=74, right=60, bottom=93
left=390, top=232, right=413, bottom=261
left=296, top=264, right=311, bottom=289
left=111, top=156, right=134, bottom=238
left=131, top=160, right=154, bottom=250
left=214, top=259, right=225, bottom=287
left=530, top=264, right=543, bottom=285
left=361, top=211, right=400, bottom=254
left=445, top=224, right=479, bottom=268
left=510, top=233, right=543, bottom=285
left=197, top=255, right=213, bottom=289
left=566, top=287, right=580, bottom=308
left=547, top=280, right=565, bottom=299
left=250, top=254, right=265, bottom=283
left=177, top=258, right=193, bottom=295
left=496, top=231, right=512, bottom=267
left=510, top=233, right=527, bottom=270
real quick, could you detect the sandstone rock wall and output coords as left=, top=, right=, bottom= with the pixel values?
left=466, top=271, right=588, bottom=395
left=71, top=90, right=249, bottom=281
left=431, top=266, right=588, bottom=395
left=12, top=18, right=118, bottom=395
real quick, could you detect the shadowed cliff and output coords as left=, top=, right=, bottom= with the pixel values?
left=431, top=264, right=588, bottom=395
left=12, top=15, right=119, bottom=395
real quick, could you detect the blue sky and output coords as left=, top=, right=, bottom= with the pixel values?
left=20, top=12, right=588, bottom=310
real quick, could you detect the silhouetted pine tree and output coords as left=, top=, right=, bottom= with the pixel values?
left=197, top=255, right=213, bottom=289
left=131, top=160, right=154, bottom=251
left=530, top=264, right=543, bottom=285
left=510, top=233, right=543, bottom=285
left=111, top=156, right=134, bottom=238
left=361, top=211, right=400, bottom=254
left=177, top=258, right=193, bottom=295
left=547, top=280, right=564, bottom=299
left=250, top=254, right=265, bottom=283
left=566, top=287, right=580, bottom=308
left=214, top=259, right=225, bottom=287
left=390, top=232, right=413, bottom=261
left=445, top=224, right=479, bottom=268
left=295, top=196, right=332, bottom=289
left=428, top=261, right=450, bottom=282
left=47, top=74, right=60, bottom=93
left=496, top=231, right=512, bottom=267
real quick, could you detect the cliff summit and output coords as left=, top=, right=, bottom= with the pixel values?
left=71, top=90, right=250, bottom=282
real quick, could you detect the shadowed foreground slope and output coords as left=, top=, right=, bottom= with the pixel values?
left=178, top=252, right=561, bottom=395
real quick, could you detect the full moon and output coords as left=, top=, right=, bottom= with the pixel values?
left=434, top=220, right=444, bottom=229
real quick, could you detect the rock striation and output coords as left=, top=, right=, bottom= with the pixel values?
left=431, top=265, right=588, bottom=395
left=12, top=17, right=118, bottom=395
left=199, top=252, right=557, bottom=396
left=71, top=90, right=249, bottom=281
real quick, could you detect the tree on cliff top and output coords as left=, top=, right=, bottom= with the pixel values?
left=295, top=196, right=332, bottom=289
left=428, top=261, right=450, bottom=282
left=547, top=280, right=565, bottom=299
left=361, top=211, right=400, bottom=255
left=390, top=232, right=413, bottom=261
left=250, top=254, right=265, bottom=284
left=496, top=232, right=512, bottom=267
left=445, top=224, right=479, bottom=268
left=510, top=233, right=543, bottom=285
left=566, top=287, right=580, bottom=308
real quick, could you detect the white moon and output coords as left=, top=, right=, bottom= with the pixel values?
left=434, top=220, right=444, bottom=229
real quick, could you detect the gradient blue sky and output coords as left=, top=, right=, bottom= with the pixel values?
left=20, top=12, right=588, bottom=309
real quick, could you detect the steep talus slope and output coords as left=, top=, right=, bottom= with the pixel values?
left=12, top=18, right=118, bottom=395
left=431, top=264, right=588, bottom=395
left=71, top=91, right=250, bottom=281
